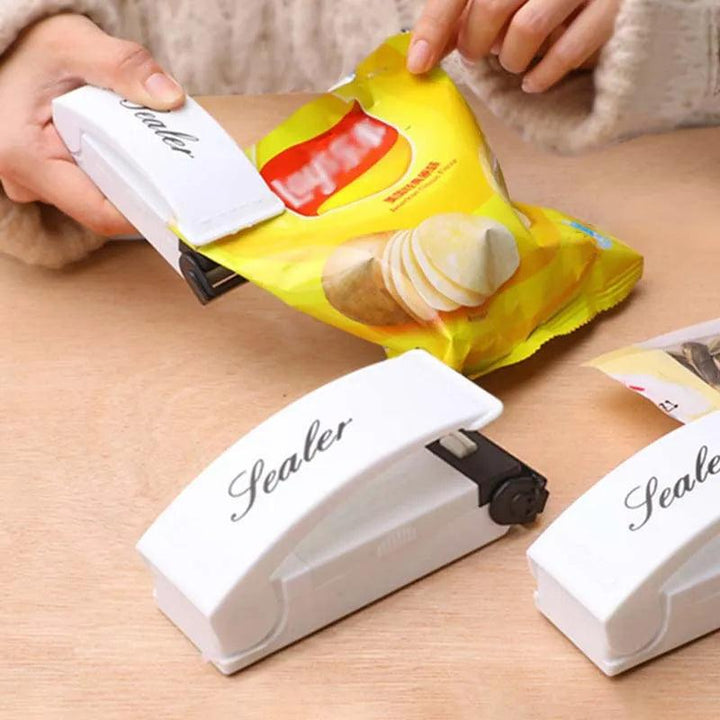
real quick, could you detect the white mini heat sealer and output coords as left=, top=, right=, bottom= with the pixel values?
left=137, top=350, right=548, bottom=674
left=528, top=411, right=720, bottom=676
left=52, top=85, right=284, bottom=303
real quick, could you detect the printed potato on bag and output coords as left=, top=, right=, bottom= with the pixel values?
left=193, top=34, right=643, bottom=376
left=322, top=214, right=519, bottom=326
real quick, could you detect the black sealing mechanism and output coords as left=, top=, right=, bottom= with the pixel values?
left=426, top=431, right=548, bottom=526
left=178, top=244, right=247, bottom=305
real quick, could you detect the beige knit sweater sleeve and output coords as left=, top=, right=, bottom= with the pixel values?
left=0, top=0, right=719, bottom=268
left=453, top=0, right=720, bottom=153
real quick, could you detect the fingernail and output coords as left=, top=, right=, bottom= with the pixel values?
left=522, top=77, right=540, bottom=94
left=459, top=52, right=478, bottom=68
left=407, top=39, right=432, bottom=74
left=144, top=72, right=183, bottom=103
left=491, top=41, right=502, bottom=56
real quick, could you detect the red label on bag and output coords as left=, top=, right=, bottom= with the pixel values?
left=260, top=102, right=398, bottom=216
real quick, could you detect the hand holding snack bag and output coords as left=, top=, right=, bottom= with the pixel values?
left=191, top=34, right=643, bottom=377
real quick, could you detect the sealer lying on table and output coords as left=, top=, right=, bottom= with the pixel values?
left=52, top=85, right=283, bottom=303
left=137, top=350, right=548, bottom=674
left=528, top=412, right=720, bottom=675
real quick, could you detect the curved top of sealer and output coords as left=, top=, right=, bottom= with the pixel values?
left=52, top=85, right=284, bottom=245
left=136, top=350, right=502, bottom=617
left=528, top=411, right=720, bottom=627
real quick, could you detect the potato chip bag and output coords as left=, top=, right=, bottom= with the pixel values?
left=194, top=34, right=643, bottom=376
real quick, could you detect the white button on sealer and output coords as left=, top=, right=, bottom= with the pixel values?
left=439, top=431, right=478, bottom=459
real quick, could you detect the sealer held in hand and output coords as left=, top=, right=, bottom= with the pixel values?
left=137, top=350, right=548, bottom=674
left=52, top=85, right=284, bottom=303
left=528, top=412, right=720, bottom=675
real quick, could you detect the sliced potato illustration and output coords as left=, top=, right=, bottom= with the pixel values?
left=415, top=214, right=520, bottom=296
left=386, top=231, right=439, bottom=324
left=380, top=233, right=412, bottom=318
left=400, top=231, right=461, bottom=312
left=409, top=230, right=485, bottom=307
left=323, top=213, right=520, bottom=328
left=322, top=234, right=412, bottom=326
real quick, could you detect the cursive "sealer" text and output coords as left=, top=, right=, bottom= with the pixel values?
left=227, top=417, right=353, bottom=523
left=119, top=99, right=199, bottom=158
left=624, top=444, right=720, bottom=532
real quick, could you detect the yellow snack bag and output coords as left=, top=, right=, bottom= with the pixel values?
left=195, top=34, right=643, bottom=376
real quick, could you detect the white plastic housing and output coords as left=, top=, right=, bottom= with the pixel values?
left=52, top=85, right=284, bottom=271
left=137, top=350, right=506, bottom=674
left=528, top=411, right=720, bottom=675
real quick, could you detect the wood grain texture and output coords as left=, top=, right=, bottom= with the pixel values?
left=2, top=93, right=719, bottom=719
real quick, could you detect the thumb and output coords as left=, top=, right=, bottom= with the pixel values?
left=70, top=21, right=185, bottom=111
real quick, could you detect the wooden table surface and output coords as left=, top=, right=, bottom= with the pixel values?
left=3, top=93, right=720, bottom=719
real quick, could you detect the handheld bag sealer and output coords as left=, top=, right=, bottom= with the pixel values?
left=528, top=411, right=720, bottom=675
left=137, top=350, right=548, bottom=674
left=51, top=85, right=285, bottom=303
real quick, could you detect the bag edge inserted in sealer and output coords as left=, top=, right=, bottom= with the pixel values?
left=54, top=33, right=643, bottom=377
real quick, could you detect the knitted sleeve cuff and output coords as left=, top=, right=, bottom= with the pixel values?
left=0, top=195, right=106, bottom=269
left=0, top=0, right=119, bottom=57
left=449, top=0, right=720, bottom=153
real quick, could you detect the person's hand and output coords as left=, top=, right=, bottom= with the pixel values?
left=408, top=0, right=620, bottom=93
left=0, top=13, right=185, bottom=237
